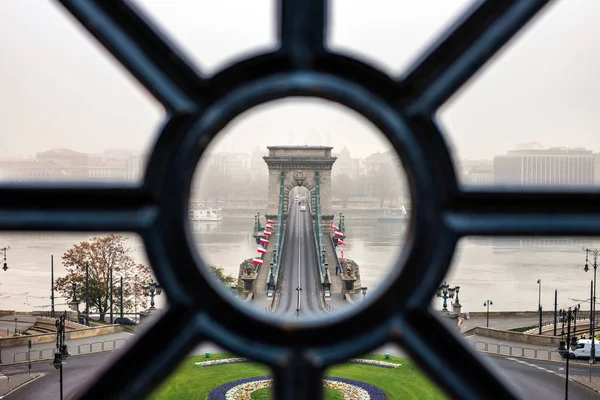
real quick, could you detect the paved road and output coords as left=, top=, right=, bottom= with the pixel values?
left=274, top=196, right=323, bottom=319
left=489, top=355, right=598, bottom=399
left=1, top=351, right=117, bottom=399
left=4, top=342, right=599, bottom=399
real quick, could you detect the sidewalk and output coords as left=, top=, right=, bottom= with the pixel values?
left=0, top=372, right=42, bottom=397
left=570, top=375, right=600, bottom=394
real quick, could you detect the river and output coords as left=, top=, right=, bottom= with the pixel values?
left=0, top=219, right=597, bottom=315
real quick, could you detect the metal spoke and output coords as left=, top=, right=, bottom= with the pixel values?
left=445, top=189, right=600, bottom=236
left=400, top=0, right=553, bottom=115
left=273, top=351, right=324, bottom=400
left=278, top=0, right=327, bottom=67
left=79, top=306, right=200, bottom=400
left=394, top=311, right=518, bottom=400
left=57, top=0, right=205, bottom=113
left=0, top=185, right=155, bottom=231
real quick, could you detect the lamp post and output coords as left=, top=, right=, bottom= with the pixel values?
left=143, top=281, right=162, bottom=309
left=484, top=300, right=493, bottom=327
left=361, top=286, right=368, bottom=300
left=52, top=312, right=70, bottom=400
left=109, top=267, right=113, bottom=324
left=585, top=248, right=598, bottom=364
left=435, top=282, right=456, bottom=313
left=559, top=306, right=580, bottom=400
left=120, top=276, right=124, bottom=321
left=76, top=262, right=89, bottom=326
left=13, top=318, right=17, bottom=335
left=134, top=274, right=138, bottom=324
left=537, top=279, right=542, bottom=335
left=0, top=246, right=10, bottom=271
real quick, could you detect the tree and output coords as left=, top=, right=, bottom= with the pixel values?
left=331, top=173, right=356, bottom=208
left=209, top=265, right=236, bottom=286
left=55, top=235, right=152, bottom=322
left=208, top=265, right=244, bottom=293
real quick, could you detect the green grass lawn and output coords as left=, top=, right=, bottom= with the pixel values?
left=150, top=353, right=446, bottom=400
left=251, top=387, right=343, bottom=399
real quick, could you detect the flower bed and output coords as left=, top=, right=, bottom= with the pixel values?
left=196, top=358, right=401, bottom=369
left=195, top=358, right=248, bottom=367
left=207, top=376, right=388, bottom=400
left=348, top=359, right=401, bottom=369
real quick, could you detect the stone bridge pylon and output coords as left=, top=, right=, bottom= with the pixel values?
left=263, top=146, right=337, bottom=226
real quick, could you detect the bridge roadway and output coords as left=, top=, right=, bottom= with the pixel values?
left=273, top=199, right=324, bottom=318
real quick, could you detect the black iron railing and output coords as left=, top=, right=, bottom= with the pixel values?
left=9, top=1, right=568, bottom=399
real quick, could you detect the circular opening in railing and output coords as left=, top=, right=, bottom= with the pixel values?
left=189, top=98, right=411, bottom=322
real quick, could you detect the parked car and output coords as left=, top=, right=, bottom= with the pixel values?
left=114, top=317, right=137, bottom=326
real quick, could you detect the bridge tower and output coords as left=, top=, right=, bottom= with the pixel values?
left=263, top=146, right=337, bottom=226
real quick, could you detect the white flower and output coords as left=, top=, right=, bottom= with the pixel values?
left=195, top=357, right=248, bottom=367
left=348, top=358, right=401, bottom=368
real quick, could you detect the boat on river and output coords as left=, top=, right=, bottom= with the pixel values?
left=189, top=202, right=223, bottom=221
left=377, top=206, right=409, bottom=222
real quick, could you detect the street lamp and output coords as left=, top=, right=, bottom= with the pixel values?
left=0, top=246, right=10, bottom=271
left=75, top=262, right=90, bottom=326
left=361, top=287, right=368, bottom=300
left=484, top=300, right=493, bottom=328
left=436, top=282, right=456, bottom=313
left=584, top=248, right=598, bottom=364
left=559, top=306, right=580, bottom=400
left=143, top=281, right=162, bottom=309
left=537, top=279, right=542, bottom=335
left=13, top=318, right=17, bottom=335
left=52, top=312, right=69, bottom=400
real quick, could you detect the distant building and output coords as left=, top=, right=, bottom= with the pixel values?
left=35, top=148, right=89, bottom=178
left=494, top=147, right=593, bottom=186
left=332, top=146, right=359, bottom=181
left=125, top=154, right=145, bottom=181
left=0, top=159, right=66, bottom=180
left=464, top=165, right=494, bottom=185
left=87, top=158, right=127, bottom=181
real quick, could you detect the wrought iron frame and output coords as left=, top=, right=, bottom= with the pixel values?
left=8, top=0, right=568, bottom=398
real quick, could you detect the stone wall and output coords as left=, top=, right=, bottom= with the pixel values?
left=462, top=326, right=561, bottom=346
left=0, top=325, right=123, bottom=348
left=263, top=146, right=336, bottom=218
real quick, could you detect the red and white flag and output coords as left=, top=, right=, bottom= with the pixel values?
left=260, top=238, right=269, bottom=245
left=263, top=231, right=272, bottom=237
left=341, top=249, right=345, bottom=259
left=334, top=231, right=344, bottom=238
left=257, top=247, right=267, bottom=254
left=337, top=239, right=346, bottom=246
left=265, top=224, right=274, bottom=231
left=267, top=219, right=275, bottom=224
left=331, top=223, right=339, bottom=231
left=252, top=258, right=263, bottom=265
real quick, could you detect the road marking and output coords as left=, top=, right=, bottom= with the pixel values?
left=506, top=357, right=564, bottom=377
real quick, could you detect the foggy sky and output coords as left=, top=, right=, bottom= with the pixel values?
left=1, top=1, right=599, bottom=160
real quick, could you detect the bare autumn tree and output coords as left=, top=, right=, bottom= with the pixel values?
left=55, top=235, right=152, bottom=322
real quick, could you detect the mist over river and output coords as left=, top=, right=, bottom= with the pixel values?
left=0, top=219, right=597, bottom=314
